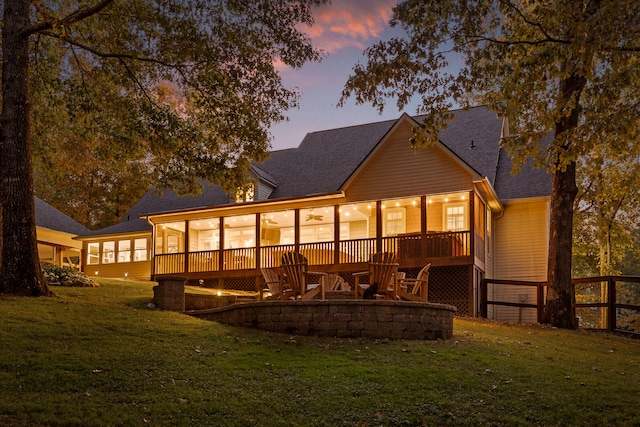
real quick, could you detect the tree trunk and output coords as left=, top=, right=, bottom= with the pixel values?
left=0, top=0, right=52, bottom=296
left=543, top=163, right=578, bottom=328
left=541, top=69, right=586, bottom=328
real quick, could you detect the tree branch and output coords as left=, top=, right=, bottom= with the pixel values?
left=40, top=31, right=180, bottom=69
left=25, top=0, right=118, bottom=36
left=497, top=0, right=565, bottom=44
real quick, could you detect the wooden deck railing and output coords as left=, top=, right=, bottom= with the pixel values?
left=480, top=276, right=640, bottom=335
left=154, top=231, right=472, bottom=275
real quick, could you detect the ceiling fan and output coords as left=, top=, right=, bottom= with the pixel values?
left=305, top=212, right=323, bottom=221
left=261, top=218, right=278, bottom=225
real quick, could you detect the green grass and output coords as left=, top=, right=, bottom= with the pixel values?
left=1, top=279, right=639, bottom=426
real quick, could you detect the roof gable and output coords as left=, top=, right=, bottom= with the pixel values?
left=35, top=197, right=90, bottom=236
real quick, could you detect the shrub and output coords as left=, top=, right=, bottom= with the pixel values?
left=41, top=263, right=99, bottom=287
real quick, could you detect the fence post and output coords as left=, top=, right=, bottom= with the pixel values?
left=607, top=276, right=616, bottom=332
left=537, top=282, right=545, bottom=323
left=479, top=279, right=487, bottom=318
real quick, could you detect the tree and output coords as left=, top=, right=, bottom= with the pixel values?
left=573, top=144, right=640, bottom=277
left=0, top=0, right=327, bottom=296
left=340, top=0, right=640, bottom=328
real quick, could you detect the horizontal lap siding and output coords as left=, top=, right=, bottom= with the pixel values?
left=345, top=122, right=474, bottom=201
left=492, top=199, right=549, bottom=322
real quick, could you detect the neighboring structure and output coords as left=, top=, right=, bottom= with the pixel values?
left=35, top=196, right=90, bottom=269
left=78, top=106, right=551, bottom=320
left=74, top=208, right=153, bottom=281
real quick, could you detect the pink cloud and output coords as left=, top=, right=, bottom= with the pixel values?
left=304, top=0, right=396, bottom=53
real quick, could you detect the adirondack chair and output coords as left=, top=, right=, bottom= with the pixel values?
left=280, top=252, right=326, bottom=300
left=353, top=252, right=399, bottom=300
left=259, top=268, right=282, bottom=300
left=397, top=263, right=430, bottom=302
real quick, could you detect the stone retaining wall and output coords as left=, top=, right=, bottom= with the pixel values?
left=189, top=300, right=455, bottom=340
left=153, top=276, right=186, bottom=311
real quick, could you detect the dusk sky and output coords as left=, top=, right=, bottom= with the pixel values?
left=270, top=0, right=424, bottom=150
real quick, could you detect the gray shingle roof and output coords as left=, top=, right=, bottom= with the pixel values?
left=83, top=105, right=550, bottom=236
left=35, top=196, right=91, bottom=236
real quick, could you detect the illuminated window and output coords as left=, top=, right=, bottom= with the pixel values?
left=117, top=240, right=131, bottom=263
left=102, top=241, right=115, bottom=264
left=384, top=209, right=406, bottom=236
left=134, top=239, right=148, bottom=261
left=444, top=203, right=467, bottom=231
left=87, top=243, right=100, bottom=265
left=235, top=184, right=255, bottom=203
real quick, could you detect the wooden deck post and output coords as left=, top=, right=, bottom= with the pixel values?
left=376, top=201, right=382, bottom=254
left=421, top=196, right=427, bottom=259
left=184, top=220, right=190, bottom=274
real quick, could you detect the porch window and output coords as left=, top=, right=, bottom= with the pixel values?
left=445, top=203, right=467, bottom=231
left=167, top=235, right=180, bottom=253
left=384, top=209, right=406, bottom=236
left=225, top=214, right=256, bottom=248
left=87, top=242, right=100, bottom=265
left=339, top=202, right=375, bottom=240
left=156, top=221, right=185, bottom=254
left=118, top=240, right=131, bottom=263
left=382, top=197, right=420, bottom=236
left=189, top=219, right=220, bottom=252
left=102, top=241, right=115, bottom=264
left=300, top=207, right=334, bottom=243
left=134, top=238, right=148, bottom=261
left=260, top=210, right=294, bottom=246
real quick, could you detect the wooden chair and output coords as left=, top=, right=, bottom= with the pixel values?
left=398, top=263, right=430, bottom=302
left=280, top=252, right=326, bottom=300
left=353, top=252, right=399, bottom=299
left=259, top=268, right=281, bottom=300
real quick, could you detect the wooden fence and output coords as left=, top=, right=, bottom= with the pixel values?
left=480, top=276, right=640, bottom=335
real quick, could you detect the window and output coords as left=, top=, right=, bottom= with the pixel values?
left=384, top=209, right=406, bottom=236
left=235, top=184, right=255, bottom=203
left=339, top=202, right=375, bottom=240
left=167, top=235, right=180, bottom=253
left=300, top=207, right=334, bottom=243
left=87, top=243, right=100, bottom=265
left=224, top=214, right=256, bottom=249
left=444, top=203, right=466, bottom=231
left=102, top=241, right=115, bottom=264
left=134, top=238, right=148, bottom=261
left=118, top=240, right=131, bottom=263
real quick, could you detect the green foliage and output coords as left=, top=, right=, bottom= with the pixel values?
left=8, top=0, right=330, bottom=228
left=0, top=281, right=639, bottom=426
left=40, top=263, right=98, bottom=287
left=573, top=145, right=640, bottom=277
left=341, top=0, right=640, bottom=170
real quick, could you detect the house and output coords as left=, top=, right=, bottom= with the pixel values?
left=35, top=196, right=90, bottom=269
left=77, top=105, right=551, bottom=321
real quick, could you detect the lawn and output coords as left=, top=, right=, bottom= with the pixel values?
left=1, top=279, right=639, bottom=426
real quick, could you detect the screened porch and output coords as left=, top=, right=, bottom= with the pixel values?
left=152, top=190, right=487, bottom=277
